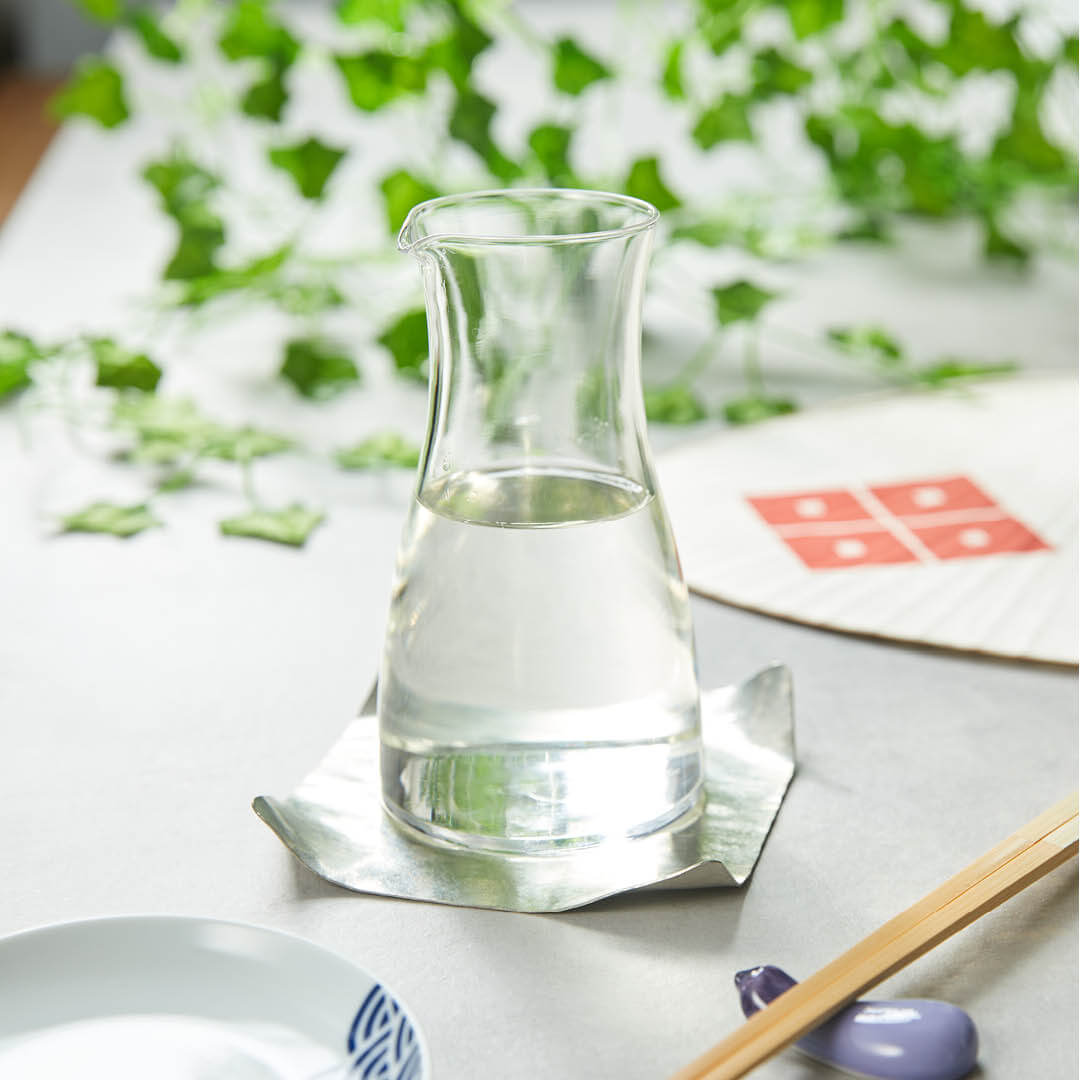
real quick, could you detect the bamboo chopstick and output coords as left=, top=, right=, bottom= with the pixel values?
left=670, top=792, right=1079, bottom=1080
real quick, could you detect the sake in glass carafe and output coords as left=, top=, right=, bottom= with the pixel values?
left=378, top=189, right=703, bottom=853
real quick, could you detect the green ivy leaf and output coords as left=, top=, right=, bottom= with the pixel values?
left=200, top=427, right=294, bottom=462
left=143, top=152, right=219, bottom=208
left=552, top=37, right=611, bottom=95
left=377, top=309, right=428, bottom=382
left=622, top=156, right=681, bottom=212
left=89, top=338, right=163, bottom=392
left=71, top=0, right=122, bottom=22
left=50, top=59, right=129, bottom=129
left=242, top=66, right=289, bottom=120
left=527, top=123, right=576, bottom=186
left=113, top=393, right=215, bottom=443
left=936, top=7, right=1025, bottom=77
left=661, top=40, right=685, bottom=101
left=60, top=501, right=160, bottom=538
left=723, top=395, right=797, bottom=425
left=336, top=0, right=416, bottom=30
left=219, top=0, right=299, bottom=67
left=1064, top=35, right=1078, bottom=67
left=837, top=215, right=891, bottom=243
left=697, top=0, right=741, bottom=55
left=379, top=169, right=439, bottom=233
left=336, top=431, right=421, bottom=469
left=175, top=245, right=290, bottom=306
left=644, top=384, right=707, bottom=424
left=912, top=358, right=1018, bottom=387
left=0, top=330, right=42, bottom=399
left=126, top=8, right=184, bottom=63
left=448, top=90, right=522, bottom=182
left=163, top=218, right=227, bottom=281
left=712, top=281, right=778, bottom=325
left=751, top=49, right=812, bottom=98
left=270, top=280, right=345, bottom=316
left=671, top=220, right=735, bottom=247
left=992, top=86, right=1067, bottom=176
left=333, top=51, right=428, bottom=111
left=692, top=95, right=752, bottom=149
left=220, top=505, right=325, bottom=546
left=826, top=325, right=904, bottom=367
left=280, top=337, right=360, bottom=399
left=787, top=0, right=844, bottom=40
left=424, top=9, right=493, bottom=91
left=982, top=218, right=1029, bottom=263
left=157, top=468, right=196, bottom=493
left=142, top=153, right=225, bottom=280
left=268, top=137, right=346, bottom=200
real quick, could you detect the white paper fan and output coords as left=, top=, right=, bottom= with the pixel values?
left=657, top=375, right=1077, bottom=665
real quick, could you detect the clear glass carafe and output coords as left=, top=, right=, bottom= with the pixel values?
left=378, top=190, right=703, bottom=853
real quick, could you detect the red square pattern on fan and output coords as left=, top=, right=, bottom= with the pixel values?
left=780, top=530, right=919, bottom=570
left=747, top=489, right=871, bottom=526
left=869, top=476, right=995, bottom=518
left=910, top=518, right=1051, bottom=560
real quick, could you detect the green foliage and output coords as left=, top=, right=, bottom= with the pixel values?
left=723, top=395, right=797, bottom=425
left=912, top=358, right=1018, bottom=386
left=334, top=51, right=428, bottom=111
left=242, top=66, right=289, bottom=120
left=751, top=49, right=812, bottom=99
left=424, top=8, right=493, bottom=90
left=377, top=309, right=428, bottom=381
left=127, top=8, right=184, bottom=63
left=219, top=1, right=299, bottom=67
left=337, top=0, right=416, bottom=31
left=90, top=338, right=163, bottom=391
left=50, top=59, right=129, bottom=129
left=827, top=325, right=1017, bottom=388
left=72, top=0, right=122, bottom=22
left=826, top=325, right=904, bottom=366
left=692, top=96, right=753, bottom=149
left=174, top=245, right=289, bottom=306
left=60, top=501, right=160, bottom=537
left=142, top=152, right=225, bottom=280
left=268, top=138, right=347, bottom=200
left=280, top=337, right=360, bottom=399
left=0, top=330, right=42, bottom=399
left=527, top=124, right=576, bottom=186
left=712, top=281, right=778, bottom=325
left=380, top=170, right=439, bottom=233
left=200, top=426, right=293, bottom=462
left=219, top=504, right=325, bottom=546
left=644, top=384, right=707, bottom=424
left=552, top=37, right=611, bottom=96
left=661, top=41, right=685, bottom=101
left=448, top=89, right=521, bottom=182
left=335, top=431, right=421, bottom=469
left=787, top=0, right=845, bottom=41
left=112, top=393, right=291, bottom=463
left=623, top=157, right=680, bottom=212
left=157, top=468, right=195, bottom=492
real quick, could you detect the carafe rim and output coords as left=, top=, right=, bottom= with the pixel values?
left=398, top=187, right=659, bottom=254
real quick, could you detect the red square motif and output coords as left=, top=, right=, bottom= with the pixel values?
left=869, top=476, right=996, bottom=518
left=909, top=518, right=1050, bottom=560
left=748, top=489, right=871, bottom=526
left=780, top=530, right=919, bottom=570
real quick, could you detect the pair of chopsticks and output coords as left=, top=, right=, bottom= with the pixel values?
left=671, top=792, right=1079, bottom=1080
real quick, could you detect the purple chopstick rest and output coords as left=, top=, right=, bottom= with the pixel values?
left=735, top=965, right=978, bottom=1080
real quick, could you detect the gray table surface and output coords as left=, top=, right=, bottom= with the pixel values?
left=1, top=4, right=1077, bottom=1077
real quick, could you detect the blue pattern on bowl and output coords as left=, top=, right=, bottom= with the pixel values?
left=347, top=983, right=422, bottom=1079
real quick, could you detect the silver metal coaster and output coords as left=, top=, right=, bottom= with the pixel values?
left=253, top=664, right=795, bottom=913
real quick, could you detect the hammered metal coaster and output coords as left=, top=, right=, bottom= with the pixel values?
left=253, top=664, right=795, bottom=913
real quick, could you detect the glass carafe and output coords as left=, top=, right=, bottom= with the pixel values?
left=379, top=189, right=702, bottom=853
